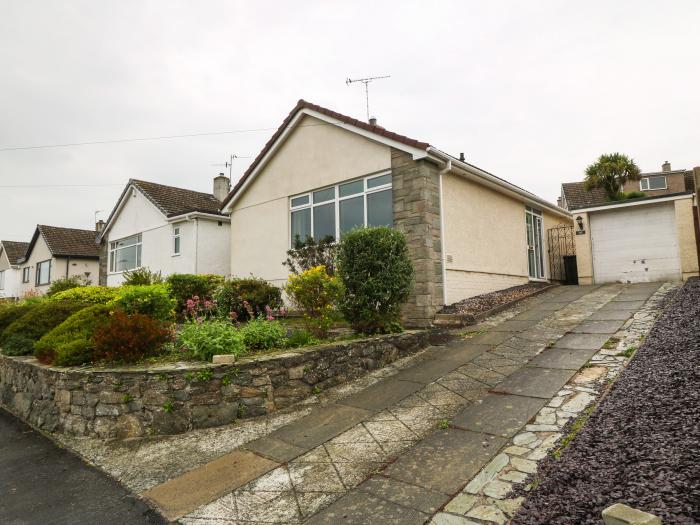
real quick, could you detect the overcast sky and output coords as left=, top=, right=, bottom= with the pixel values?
left=1, top=1, right=699, bottom=241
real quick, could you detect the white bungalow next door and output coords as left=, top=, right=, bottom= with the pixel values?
left=526, top=207, right=545, bottom=279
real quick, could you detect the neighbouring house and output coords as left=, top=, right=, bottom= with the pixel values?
left=0, top=240, right=30, bottom=299
left=98, top=176, right=231, bottom=286
left=220, top=99, right=572, bottom=327
left=560, top=162, right=700, bottom=284
left=18, top=225, right=101, bottom=295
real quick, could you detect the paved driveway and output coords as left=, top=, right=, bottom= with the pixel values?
left=0, top=407, right=165, bottom=525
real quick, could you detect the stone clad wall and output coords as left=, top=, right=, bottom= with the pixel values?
left=392, top=148, right=444, bottom=327
left=0, top=331, right=429, bottom=440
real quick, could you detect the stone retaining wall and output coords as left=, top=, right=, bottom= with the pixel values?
left=0, top=330, right=429, bottom=440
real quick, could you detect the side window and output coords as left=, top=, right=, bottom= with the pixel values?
left=173, top=226, right=181, bottom=255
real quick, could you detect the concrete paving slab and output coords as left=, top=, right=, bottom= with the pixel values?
left=491, top=367, right=576, bottom=399
left=451, top=394, right=546, bottom=438
left=357, top=476, right=451, bottom=514
left=338, top=377, right=424, bottom=412
left=142, top=449, right=277, bottom=521
left=488, top=319, right=539, bottom=332
left=243, top=436, right=307, bottom=463
left=531, top=302, right=570, bottom=311
left=305, top=490, right=428, bottom=524
left=571, top=320, right=626, bottom=334
left=588, top=309, right=635, bottom=321
left=614, top=292, right=655, bottom=301
left=599, top=300, right=645, bottom=311
left=469, top=331, right=514, bottom=346
left=432, top=343, right=491, bottom=363
left=393, top=358, right=462, bottom=384
left=382, top=429, right=506, bottom=494
left=553, top=333, right=610, bottom=350
left=512, top=309, right=552, bottom=321
left=269, top=404, right=371, bottom=450
left=526, top=347, right=598, bottom=370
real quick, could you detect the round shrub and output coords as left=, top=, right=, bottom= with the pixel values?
left=337, top=227, right=413, bottom=334
left=2, top=301, right=88, bottom=348
left=121, top=267, right=163, bottom=286
left=239, top=318, right=286, bottom=350
left=177, top=320, right=245, bottom=362
left=108, top=284, right=176, bottom=321
left=0, top=304, right=36, bottom=337
left=50, top=286, right=120, bottom=305
left=1, top=334, right=36, bottom=356
left=46, top=276, right=87, bottom=297
left=214, top=278, right=282, bottom=322
left=285, top=266, right=343, bottom=337
left=92, top=311, right=173, bottom=363
left=166, top=274, right=225, bottom=316
left=34, top=305, right=112, bottom=366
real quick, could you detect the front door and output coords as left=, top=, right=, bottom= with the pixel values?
left=526, top=207, right=545, bottom=279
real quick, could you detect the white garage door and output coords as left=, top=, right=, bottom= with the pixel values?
left=590, top=202, right=681, bottom=283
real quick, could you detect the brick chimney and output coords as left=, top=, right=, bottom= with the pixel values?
left=662, top=161, right=671, bottom=172
left=213, top=173, right=230, bottom=202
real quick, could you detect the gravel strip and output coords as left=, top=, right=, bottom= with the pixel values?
left=512, top=278, right=699, bottom=525
left=440, top=283, right=550, bottom=316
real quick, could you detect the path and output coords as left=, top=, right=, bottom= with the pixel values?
left=0, top=407, right=165, bottom=525
left=132, top=282, right=667, bottom=524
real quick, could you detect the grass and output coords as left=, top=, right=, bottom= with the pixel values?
left=602, top=336, right=620, bottom=350
left=552, top=405, right=595, bottom=459
left=438, top=419, right=450, bottom=429
left=621, top=346, right=637, bottom=358
left=462, top=329, right=486, bottom=339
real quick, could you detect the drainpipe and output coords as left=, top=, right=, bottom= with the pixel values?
left=438, top=159, right=451, bottom=306
left=194, top=217, right=199, bottom=274
left=65, top=257, right=71, bottom=278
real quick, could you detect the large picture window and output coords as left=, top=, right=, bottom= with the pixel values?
left=289, top=172, right=392, bottom=245
left=36, top=259, right=51, bottom=286
left=109, top=234, right=142, bottom=273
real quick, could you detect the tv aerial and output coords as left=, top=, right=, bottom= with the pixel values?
left=345, top=75, right=391, bottom=121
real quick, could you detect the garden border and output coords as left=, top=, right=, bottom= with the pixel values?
left=0, top=330, right=432, bottom=440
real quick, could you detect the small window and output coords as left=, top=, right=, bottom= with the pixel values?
left=173, top=226, right=181, bottom=255
left=0, top=270, right=4, bottom=290
left=313, top=187, right=335, bottom=203
left=367, top=173, right=391, bottom=189
left=36, top=259, right=51, bottom=286
left=339, top=180, right=364, bottom=197
left=640, top=175, right=667, bottom=191
left=22, top=267, right=30, bottom=283
left=291, top=195, right=309, bottom=208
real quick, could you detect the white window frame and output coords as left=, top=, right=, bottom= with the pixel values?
left=0, top=270, right=4, bottom=290
left=35, top=259, right=51, bottom=286
left=22, top=267, right=30, bottom=283
left=173, top=225, right=181, bottom=256
left=640, top=175, right=667, bottom=191
left=289, top=171, right=393, bottom=247
left=525, top=206, right=546, bottom=281
left=109, top=233, right=142, bottom=274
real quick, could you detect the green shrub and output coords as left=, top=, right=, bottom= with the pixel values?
left=34, top=305, right=112, bottom=366
left=46, top=276, right=88, bottom=297
left=214, top=278, right=282, bottom=322
left=0, top=304, right=35, bottom=337
left=285, top=329, right=319, bottom=348
left=1, top=334, right=36, bottom=356
left=2, top=301, right=87, bottom=345
left=166, top=274, right=225, bottom=316
left=337, top=227, right=413, bottom=334
left=92, top=311, right=173, bottom=363
left=18, top=290, right=45, bottom=305
left=178, top=320, right=245, bottom=362
left=239, top=318, right=286, bottom=350
left=50, top=286, right=120, bottom=305
left=285, top=265, right=343, bottom=337
left=108, top=284, right=176, bottom=321
left=284, top=236, right=338, bottom=275
left=122, top=267, right=163, bottom=285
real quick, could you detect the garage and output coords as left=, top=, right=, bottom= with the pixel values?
left=589, top=201, right=681, bottom=283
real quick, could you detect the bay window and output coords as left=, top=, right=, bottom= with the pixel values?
left=289, top=172, right=393, bottom=245
left=109, top=234, right=142, bottom=273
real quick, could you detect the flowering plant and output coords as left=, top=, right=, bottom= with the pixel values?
left=184, top=295, right=217, bottom=322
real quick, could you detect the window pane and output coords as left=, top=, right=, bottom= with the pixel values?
left=367, top=189, right=393, bottom=227
left=340, top=196, right=364, bottom=235
left=339, top=180, right=363, bottom=197
left=648, top=176, right=666, bottom=190
left=291, top=195, right=309, bottom=207
left=367, top=174, right=391, bottom=189
left=174, top=236, right=180, bottom=254
left=291, top=208, right=311, bottom=245
left=37, top=261, right=50, bottom=285
left=313, top=187, right=335, bottom=203
left=115, top=245, right=138, bottom=272
left=313, top=202, right=336, bottom=241
left=117, top=234, right=140, bottom=248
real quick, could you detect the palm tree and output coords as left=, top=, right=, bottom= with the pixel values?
left=584, top=153, right=642, bottom=201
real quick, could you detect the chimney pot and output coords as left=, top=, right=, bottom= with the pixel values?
left=459, top=152, right=465, bottom=162
left=662, top=161, right=671, bottom=172
left=95, top=220, right=105, bottom=233
left=369, top=117, right=377, bottom=126
left=213, top=173, right=231, bottom=202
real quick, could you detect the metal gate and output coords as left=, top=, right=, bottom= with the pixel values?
left=547, top=224, right=576, bottom=281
